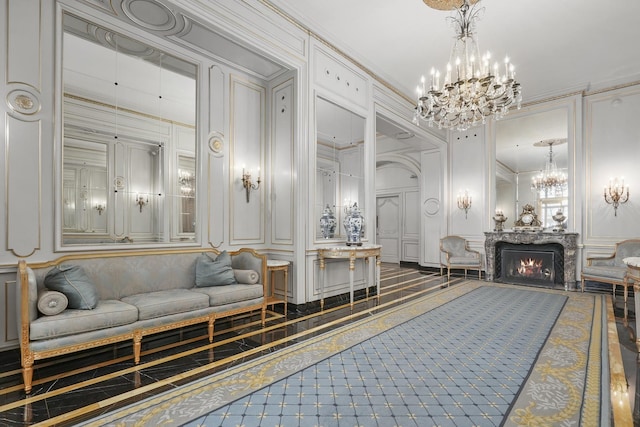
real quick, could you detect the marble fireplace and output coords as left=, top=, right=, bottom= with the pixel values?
left=484, top=231, right=578, bottom=291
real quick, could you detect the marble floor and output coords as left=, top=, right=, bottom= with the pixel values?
left=0, top=265, right=636, bottom=426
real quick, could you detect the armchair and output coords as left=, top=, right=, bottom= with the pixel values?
left=581, top=239, right=640, bottom=305
left=440, top=236, right=482, bottom=284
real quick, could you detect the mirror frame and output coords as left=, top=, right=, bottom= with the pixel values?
left=488, top=95, right=581, bottom=231
left=55, top=8, right=201, bottom=251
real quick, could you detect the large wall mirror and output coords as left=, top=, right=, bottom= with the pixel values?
left=315, top=97, right=365, bottom=241
left=495, top=107, right=569, bottom=229
left=61, top=13, right=197, bottom=246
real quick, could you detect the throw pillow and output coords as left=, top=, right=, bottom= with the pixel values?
left=44, top=265, right=99, bottom=309
left=233, top=269, right=259, bottom=284
left=195, top=251, right=238, bottom=287
left=37, top=289, right=68, bottom=316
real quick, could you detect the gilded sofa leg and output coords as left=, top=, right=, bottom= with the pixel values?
left=22, top=363, right=33, bottom=394
left=261, top=307, right=266, bottom=326
left=208, top=316, right=215, bottom=343
left=133, top=331, right=142, bottom=364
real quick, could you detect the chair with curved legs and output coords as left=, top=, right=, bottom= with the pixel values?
left=440, top=235, right=482, bottom=284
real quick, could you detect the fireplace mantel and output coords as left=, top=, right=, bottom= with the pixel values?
left=484, top=231, right=578, bottom=290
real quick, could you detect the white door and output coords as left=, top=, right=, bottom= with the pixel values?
left=376, top=195, right=400, bottom=263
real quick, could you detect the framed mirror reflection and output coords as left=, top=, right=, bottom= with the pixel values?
left=60, top=12, right=197, bottom=246
left=495, top=107, right=570, bottom=229
left=315, top=97, right=365, bottom=242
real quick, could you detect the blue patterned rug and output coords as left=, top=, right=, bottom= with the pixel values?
left=80, top=282, right=604, bottom=426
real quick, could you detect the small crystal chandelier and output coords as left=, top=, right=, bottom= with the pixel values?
left=531, top=139, right=567, bottom=196
left=414, top=0, right=522, bottom=131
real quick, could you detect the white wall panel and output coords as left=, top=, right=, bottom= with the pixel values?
left=5, top=0, right=44, bottom=258
left=449, top=130, right=485, bottom=251
left=6, top=117, right=41, bottom=257
left=207, top=65, right=225, bottom=247
left=404, top=190, right=419, bottom=237
left=271, top=79, right=294, bottom=244
left=421, top=149, right=444, bottom=267
left=403, top=242, right=419, bottom=262
left=584, top=87, right=640, bottom=243
left=230, top=75, right=265, bottom=244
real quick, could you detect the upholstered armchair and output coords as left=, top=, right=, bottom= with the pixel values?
left=440, top=236, right=482, bottom=283
left=581, top=239, right=640, bottom=304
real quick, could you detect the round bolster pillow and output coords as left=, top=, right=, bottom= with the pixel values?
left=37, top=289, right=68, bottom=316
left=233, top=269, right=259, bottom=284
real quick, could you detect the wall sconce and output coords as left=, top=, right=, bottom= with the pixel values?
left=95, top=204, right=105, bottom=215
left=135, top=194, right=148, bottom=213
left=241, top=167, right=261, bottom=203
left=457, top=190, right=472, bottom=219
left=604, top=177, right=629, bottom=216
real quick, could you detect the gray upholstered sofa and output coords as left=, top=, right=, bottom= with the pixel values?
left=16, top=247, right=267, bottom=394
left=581, top=239, right=640, bottom=297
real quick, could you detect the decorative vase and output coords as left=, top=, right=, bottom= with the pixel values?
left=493, top=212, right=507, bottom=231
left=552, top=209, right=566, bottom=231
left=319, top=204, right=336, bottom=238
left=343, top=203, right=364, bottom=246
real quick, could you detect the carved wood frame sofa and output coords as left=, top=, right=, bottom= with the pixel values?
left=16, top=247, right=267, bottom=394
left=581, top=239, right=640, bottom=301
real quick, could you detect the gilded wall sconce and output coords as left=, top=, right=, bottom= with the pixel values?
left=457, top=190, right=472, bottom=219
left=135, top=194, right=148, bottom=213
left=604, top=177, right=629, bottom=216
left=95, top=204, right=105, bottom=215
left=242, top=167, right=261, bottom=203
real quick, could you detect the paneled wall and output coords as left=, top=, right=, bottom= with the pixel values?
left=376, top=163, right=420, bottom=263
left=583, top=86, right=640, bottom=256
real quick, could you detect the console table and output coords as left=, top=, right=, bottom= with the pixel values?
left=317, top=245, right=381, bottom=310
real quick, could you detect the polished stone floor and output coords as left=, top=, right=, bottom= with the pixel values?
left=0, top=265, right=636, bottom=426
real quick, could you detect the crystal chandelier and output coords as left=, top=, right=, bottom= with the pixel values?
left=531, top=139, right=567, bottom=196
left=414, top=0, right=522, bottom=131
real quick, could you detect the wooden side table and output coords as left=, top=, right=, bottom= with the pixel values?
left=266, top=259, right=290, bottom=315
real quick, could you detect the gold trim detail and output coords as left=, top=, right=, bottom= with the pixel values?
left=7, top=89, right=40, bottom=115
left=208, top=134, right=224, bottom=153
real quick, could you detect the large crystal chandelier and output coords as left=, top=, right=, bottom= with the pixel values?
left=531, top=139, right=567, bottom=196
left=414, top=0, right=522, bottom=131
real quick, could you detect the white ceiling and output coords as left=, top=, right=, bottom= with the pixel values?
left=270, top=0, right=640, bottom=104
left=271, top=0, right=640, bottom=172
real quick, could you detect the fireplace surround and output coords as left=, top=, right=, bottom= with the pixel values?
left=485, top=231, right=578, bottom=290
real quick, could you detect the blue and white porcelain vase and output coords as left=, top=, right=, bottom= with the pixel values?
left=343, top=202, right=364, bottom=246
left=319, top=204, right=337, bottom=238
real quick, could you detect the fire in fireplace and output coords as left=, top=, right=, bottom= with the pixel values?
left=495, top=242, right=564, bottom=287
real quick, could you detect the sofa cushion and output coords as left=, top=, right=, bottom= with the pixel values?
left=30, top=300, right=138, bottom=340
left=121, top=289, right=210, bottom=321
left=447, top=256, right=480, bottom=266
left=582, top=265, right=627, bottom=282
left=195, top=251, right=237, bottom=287
left=44, top=265, right=99, bottom=309
left=192, top=283, right=263, bottom=307
left=234, top=269, right=259, bottom=284
left=37, top=290, right=68, bottom=316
